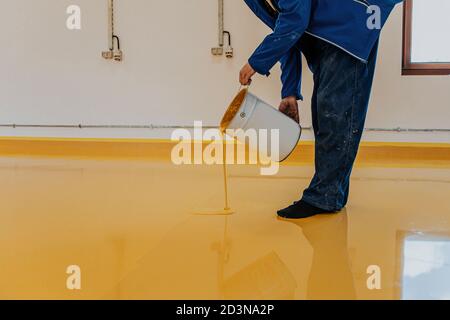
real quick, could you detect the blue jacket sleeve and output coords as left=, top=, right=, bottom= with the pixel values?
left=243, top=0, right=304, bottom=100
left=248, top=0, right=311, bottom=77
left=280, top=48, right=302, bottom=100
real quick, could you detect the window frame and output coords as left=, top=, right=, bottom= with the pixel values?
left=402, top=0, right=450, bottom=75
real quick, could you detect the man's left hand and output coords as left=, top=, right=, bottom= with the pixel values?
left=279, top=96, right=300, bottom=124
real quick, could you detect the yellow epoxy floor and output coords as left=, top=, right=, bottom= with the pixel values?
left=1, top=156, right=450, bottom=300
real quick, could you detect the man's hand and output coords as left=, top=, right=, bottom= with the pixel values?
left=279, top=96, right=300, bottom=123
left=239, top=63, right=256, bottom=86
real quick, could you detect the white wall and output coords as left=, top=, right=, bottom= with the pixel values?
left=0, top=1, right=449, bottom=142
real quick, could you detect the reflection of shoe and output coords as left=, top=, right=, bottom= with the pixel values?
left=277, top=200, right=337, bottom=219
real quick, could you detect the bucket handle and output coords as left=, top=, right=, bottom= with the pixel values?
left=238, top=82, right=251, bottom=92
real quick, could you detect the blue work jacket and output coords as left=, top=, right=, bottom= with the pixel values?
left=247, top=0, right=403, bottom=100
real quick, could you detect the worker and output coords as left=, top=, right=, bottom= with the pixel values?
left=240, top=0, right=403, bottom=219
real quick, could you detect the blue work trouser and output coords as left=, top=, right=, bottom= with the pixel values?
left=300, top=34, right=378, bottom=211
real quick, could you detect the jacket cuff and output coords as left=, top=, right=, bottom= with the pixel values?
left=248, top=57, right=271, bottom=77
left=282, top=85, right=303, bottom=101
left=282, top=92, right=303, bottom=101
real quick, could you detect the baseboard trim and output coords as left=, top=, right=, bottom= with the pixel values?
left=1, top=137, right=449, bottom=167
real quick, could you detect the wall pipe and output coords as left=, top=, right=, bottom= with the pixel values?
left=218, top=0, right=224, bottom=48
left=0, top=124, right=449, bottom=133
left=108, top=0, right=114, bottom=50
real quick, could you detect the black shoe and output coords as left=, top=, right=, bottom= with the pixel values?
left=277, top=200, right=337, bottom=219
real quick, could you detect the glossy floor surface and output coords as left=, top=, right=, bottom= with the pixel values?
left=1, top=156, right=450, bottom=300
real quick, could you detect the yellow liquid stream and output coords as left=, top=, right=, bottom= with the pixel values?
left=219, top=88, right=247, bottom=213
left=221, top=132, right=230, bottom=211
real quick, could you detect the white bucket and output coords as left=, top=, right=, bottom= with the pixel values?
left=220, top=88, right=302, bottom=162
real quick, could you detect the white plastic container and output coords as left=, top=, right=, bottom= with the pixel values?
left=220, top=88, right=302, bottom=162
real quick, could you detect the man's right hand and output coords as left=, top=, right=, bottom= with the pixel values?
left=239, top=63, right=256, bottom=86
left=279, top=96, right=300, bottom=124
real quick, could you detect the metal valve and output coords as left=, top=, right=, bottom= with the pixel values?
left=225, top=46, right=234, bottom=59
left=211, top=1, right=233, bottom=59
left=211, top=47, right=224, bottom=56
left=113, top=50, right=123, bottom=62
left=102, top=0, right=123, bottom=62
left=102, top=50, right=114, bottom=60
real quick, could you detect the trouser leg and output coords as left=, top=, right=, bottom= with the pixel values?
left=302, top=38, right=379, bottom=211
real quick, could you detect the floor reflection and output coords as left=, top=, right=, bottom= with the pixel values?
left=279, top=211, right=356, bottom=300
left=115, top=211, right=356, bottom=300
left=113, top=215, right=300, bottom=300
left=222, top=251, right=297, bottom=300
left=1, top=157, right=450, bottom=299
left=398, top=232, right=450, bottom=300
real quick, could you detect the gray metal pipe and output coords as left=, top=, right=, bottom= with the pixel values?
left=108, top=0, right=114, bottom=50
left=218, top=0, right=224, bottom=47
left=1, top=124, right=450, bottom=133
